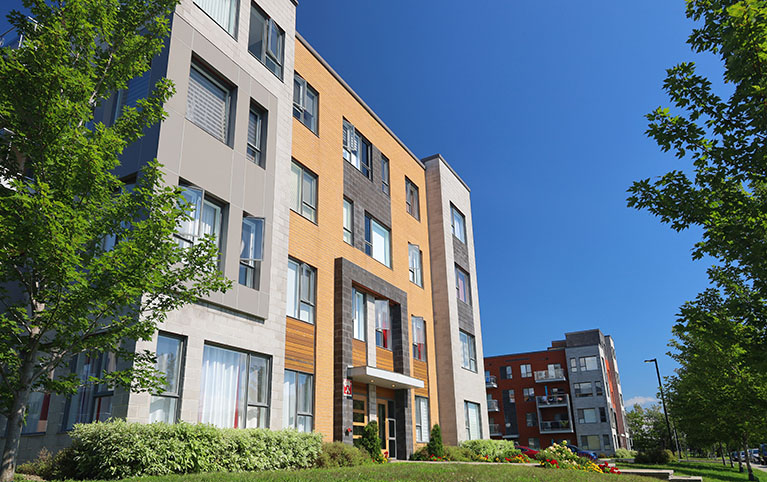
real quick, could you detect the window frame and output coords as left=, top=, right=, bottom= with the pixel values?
left=283, top=369, right=314, bottom=432
left=408, top=243, right=423, bottom=287
left=149, top=333, right=186, bottom=424
left=364, top=214, right=391, bottom=267
left=415, top=396, right=430, bottom=443
left=405, top=178, right=420, bottom=220
left=520, top=364, right=532, bottom=378
left=248, top=3, right=285, bottom=79
left=286, top=258, right=316, bottom=324
left=62, top=352, right=116, bottom=431
left=193, top=0, right=238, bottom=36
left=239, top=215, right=265, bottom=290
left=455, top=265, right=471, bottom=305
left=523, top=387, right=535, bottom=402
left=574, top=382, right=593, bottom=398
left=342, top=120, right=372, bottom=179
left=459, top=330, right=477, bottom=372
left=293, top=73, right=318, bottom=133
left=450, top=204, right=467, bottom=243
left=175, top=184, right=225, bottom=265
left=374, top=298, right=391, bottom=350
left=577, top=408, right=598, bottom=424
left=464, top=401, right=482, bottom=440
left=342, top=198, right=353, bottom=245
left=246, top=103, right=266, bottom=167
left=525, top=412, right=537, bottom=427
left=187, top=60, right=234, bottom=145
left=412, top=316, right=426, bottom=361
left=353, top=288, right=367, bottom=342
left=503, top=389, right=515, bottom=403
left=381, top=155, right=390, bottom=195
left=580, top=356, right=599, bottom=371
left=290, top=160, right=318, bottom=223
left=500, top=365, right=512, bottom=379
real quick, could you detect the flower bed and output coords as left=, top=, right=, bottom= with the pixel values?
left=536, top=443, right=620, bottom=474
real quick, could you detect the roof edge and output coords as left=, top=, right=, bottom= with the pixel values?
left=421, top=153, right=471, bottom=192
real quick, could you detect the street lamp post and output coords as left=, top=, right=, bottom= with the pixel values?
left=644, top=358, right=676, bottom=455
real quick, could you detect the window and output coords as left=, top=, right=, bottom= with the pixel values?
left=580, top=356, right=599, bottom=371
left=246, top=105, right=266, bottom=167
left=293, top=74, right=318, bottom=133
left=381, top=155, right=390, bottom=194
left=248, top=4, right=284, bottom=78
left=603, top=434, right=611, bottom=450
left=353, top=288, right=366, bottom=341
left=198, top=344, right=271, bottom=428
left=374, top=299, right=390, bottom=349
left=520, top=364, right=532, bottom=378
left=239, top=216, right=264, bottom=290
left=455, top=265, right=471, bottom=304
left=187, top=61, right=232, bottom=144
left=581, top=435, right=601, bottom=451
left=364, top=214, right=391, bottom=267
left=526, top=412, right=537, bottom=427
left=408, top=244, right=423, bottom=286
left=500, top=366, right=512, bottom=379
left=176, top=185, right=224, bottom=254
left=451, top=204, right=466, bottom=243
left=415, top=396, right=429, bottom=443
left=113, top=69, right=150, bottom=123
left=460, top=331, right=477, bottom=372
left=577, top=408, right=598, bottom=424
left=464, top=401, right=482, bottom=440
left=570, top=357, right=577, bottom=372
left=599, top=407, right=607, bottom=423
left=149, top=334, right=184, bottom=423
left=286, top=259, right=316, bottom=323
left=412, top=316, right=426, bottom=361
left=342, top=120, right=372, bottom=179
left=523, top=387, right=535, bottom=402
left=594, top=381, right=604, bottom=396
left=503, top=389, right=515, bottom=403
left=405, top=178, right=420, bottom=220
left=290, top=160, right=317, bottom=222
left=528, top=437, right=540, bottom=450
left=21, top=392, right=50, bottom=434
left=342, top=198, right=353, bottom=244
left=62, top=352, right=116, bottom=430
left=194, top=0, right=237, bottom=35
left=575, top=382, right=593, bottom=397
left=284, top=370, right=313, bottom=432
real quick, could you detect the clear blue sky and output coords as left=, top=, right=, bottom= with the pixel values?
left=0, top=1, right=724, bottom=409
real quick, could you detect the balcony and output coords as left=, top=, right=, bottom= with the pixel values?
left=534, top=368, right=566, bottom=383
left=487, top=399, right=500, bottom=412
left=485, top=375, right=498, bottom=388
left=489, top=423, right=502, bottom=436
left=539, top=419, right=574, bottom=433
left=536, top=394, right=570, bottom=408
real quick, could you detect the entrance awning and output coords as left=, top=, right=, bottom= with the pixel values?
left=348, top=365, right=425, bottom=390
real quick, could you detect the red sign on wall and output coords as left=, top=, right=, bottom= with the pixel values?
left=343, top=378, right=352, bottom=398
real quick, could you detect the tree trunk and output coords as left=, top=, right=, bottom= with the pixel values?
left=743, top=438, right=755, bottom=481
left=0, top=356, right=35, bottom=482
left=720, top=442, right=726, bottom=466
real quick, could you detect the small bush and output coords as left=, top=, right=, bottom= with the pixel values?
left=443, top=445, right=478, bottom=462
left=410, top=446, right=429, bottom=461
left=353, top=421, right=385, bottom=463
left=426, top=424, right=445, bottom=458
left=614, top=448, right=638, bottom=459
left=315, top=442, right=373, bottom=468
left=16, top=448, right=53, bottom=476
left=635, top=448, right=674, bottom=464
left=461, top=439, right=520, bottom=462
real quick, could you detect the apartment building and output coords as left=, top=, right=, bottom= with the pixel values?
left=3, top=0, right=487, bottom=462
left=484, top=329, right=630, bottom=455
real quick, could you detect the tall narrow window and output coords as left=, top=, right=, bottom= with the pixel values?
left=374, top=299, right=390, bottom=349
left=193, top=0, right=237, bottom=35
left=247, top=355, right=270, bottom=428
left=409, top=244, right=423, bottom=287
left=175, top=185, right=224, bottom=254
left=283, top=370, right=313, bottom=432
left=21, top=392, right=50, bottom=434
left=570, top=357, right=577, bottom=372
left=364, top=214, right=391, bottom=267
left=62, top=352, right=117, bottom=430
left=239, top=216, right=264, bottom=290
left=412, top=316, right=426, bottom=361
left=248, top=4, right=284, bottom=78
left=246, top=105, right=266, bottom=167
left=500, top=366, right=512, bottom=379
left=405, top=178, right=420, bottom=220
left=353, top=288, right=366, bottom=341
left=293, top=74, right=318, bottom=133
left=415, top=397, right=429, bottom=443
left=187, top=62, right=232, bottom=144
left=290, top=161, right=317, bottom=222
left=460, top=331, right=477, bottom=372
left=342, top=198, right=353, bottom=244
left=286, top=258, right=316, bottom=323
left=150, top=334, right=184, bottom=423
left=520, top=364, right=532, bottom=378
left=451, top=205, right=466, bottom=243
left=455, top=265, right=471, bottom=304
left=594, top=381, right=604, bottom=396
left=381, top=155, right=390, bottom=194
left=342, top=120, right=371, bottom=179
left=464, top=401, right=482, bottom=440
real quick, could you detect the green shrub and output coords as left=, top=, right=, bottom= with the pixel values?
left=54, top=420, right=322, bottom=480
left=426, top=424, right=445, bottom=458
left=353, top=421, right=385, bottom=463
left=443, top=445, right=478, bottom=462
left=461, top=439, right=520, bottom=461
left=16, top=448, right=52, bottom=476
left=635, top=448, right=674, bottom=464
left=614, top=448, right=638, bottom=459
left=315, top=442, right=373, bottom=468
left=410, top=446, right=429, bottom=461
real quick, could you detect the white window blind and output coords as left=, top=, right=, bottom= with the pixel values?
left=193, top=0, right=237, bottom=35
left=187, top=65, right=229, bottom=143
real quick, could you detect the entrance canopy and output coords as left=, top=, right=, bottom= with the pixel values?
left=348, top=366, right=424, bottom=390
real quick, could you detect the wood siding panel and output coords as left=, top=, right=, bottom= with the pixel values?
left=376, top=347, right=394, bottom=372
left=353, top=339, right=366, bottom=367
left=285, top=318, right=315, bottom=372
left=413, top=359, right=429, bottom=397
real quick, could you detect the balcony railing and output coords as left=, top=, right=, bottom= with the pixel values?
left=489, top=423, right=502, bottom=436
left=539, top=419, right=573, bottom=433
left=534, top=368, right=566, bottom=382
left=536, top=394, right=570, bottom=407
left=487, top=399, right=499, bottom=412
left=485, top=375, right=498, bottom=388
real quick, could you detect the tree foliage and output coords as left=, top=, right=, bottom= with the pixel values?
left=0, top=0, right=231, bottom=479
left=625, top=404, right=672, bottom=453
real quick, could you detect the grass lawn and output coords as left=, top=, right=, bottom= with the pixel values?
left=47, top=462, right=655, bottom=482
left=617, top=460, right=762, bottom=482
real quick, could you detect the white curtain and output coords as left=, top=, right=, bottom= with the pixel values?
left=200, top=201, right=220, bottom=246
left=353, top=290, right=366, bottom=341
left=467, top=402, right=480, bottom=440
left=193, top=0, right=236, bottom=35
left=286, top=260, right=298, bottom=318
left=371, top=220, right=390, bottom=266
left=283, top=370, right=296, bottom=428
left=199, top=345, right=246, bottom=428
left=177, top=187, right=202, bottom=244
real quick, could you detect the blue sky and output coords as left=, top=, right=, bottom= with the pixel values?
left=0, top=1, right=725, bottom=409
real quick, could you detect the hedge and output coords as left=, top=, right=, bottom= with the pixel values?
left=59, top=420, right=323, bottom=480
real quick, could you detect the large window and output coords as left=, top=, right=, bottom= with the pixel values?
left=580, top=356, right=599, bottom=371
left=150, top=334, right=184, bottom=423
left=408, top=244, right=423, bottom=287
left=198, top=344, right=271, bottom=428
left=451, top=204, right=466, bottom=243
left=21, top=392, right=50, bottom=434
left=523, top=387, right=535, bottom=402
left=343, top=198, right=353, bottom=245
left=239, top=216, right=264, bottom=290
left=290, top=160, right=317, bottom=222
left=343, top=120, right=372, bottom=179
left=248, top=4, right=284, bottom=78
left=574, top=382, right=593, bottom=398
left=520, top=364, right=532, bottom=378
left=500, top=366, right=512, bottom=379
left=412, top=316, right=426, bottom=361
left=187, top=61, right=232, bottom=144
left=246, top=104, right=266, bottom=167
left=284, top=370, right=313, bottom=433
left=464, top=401, right=482, bottom=440
left=293, top=74, right=318, bottom=133
left=581, top=435, right=601, bottom=451
left=62, top=353, right=116, bottom=430
left=364, top=214, right=391, bottom=267
left=460, top=331, right=477, bottom=372
left=353, top=288, right=366, bottom=341
left=415, top=396, right=429, bottom=443
left=194, top=0, right=237, bottom=35
left=577, top=408, right=598, bottom=424
left=176, top=185, right=224, bottom=258
left=405, top=178, right=420, bottom=220
left=375, top=299, right=391, bottom=349
left=287, top=258, right=316, bottom=323
left=455, top=265, right=471, bottom=304
left=381, top=155, right=390, bottom=194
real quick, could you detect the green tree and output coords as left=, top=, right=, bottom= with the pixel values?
left=626, top=404, right=671, bottom=452
left=354, top=421, right=385, bottom=463
left=426, top=424, right=445, bottom=458
left=0, top=0, right=230, bottom=480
